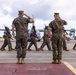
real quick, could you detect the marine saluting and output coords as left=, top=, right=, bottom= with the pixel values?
left=12, top=10, right=34, bottom=64
left=49, top=13, right=67, bottom=64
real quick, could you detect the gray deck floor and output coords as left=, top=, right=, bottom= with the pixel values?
left=0, top=40, right=76, bottom=69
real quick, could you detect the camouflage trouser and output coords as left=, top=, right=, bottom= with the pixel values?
left=73, top=43, right=76, bottom=49
left=16, top=38, right=28, bottom=58
left=40, top=37, right=51, bottom=50
left=28, top=37, right=38, bottom=50
left=62, top=38, right=67, bottom=50
left=52, top=35, right=63, bottom=60
left=1, top=37, right=12, bottom=50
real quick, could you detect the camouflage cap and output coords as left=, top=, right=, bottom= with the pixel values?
left=18, top=10, right=24, bottom=14
left=54, top=13, right=59, bottom=15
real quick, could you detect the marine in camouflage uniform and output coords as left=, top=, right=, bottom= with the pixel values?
left=62, top=33, right=69, bottom=51
left=27, top=25, right=39, bottom=51
left=49, top=13, right=67, bottom=64
left=12, top=10, right=34, bottom=64
left=0, top=27, right=13, bottom=51
left=39, top=26, right=51, bottom=51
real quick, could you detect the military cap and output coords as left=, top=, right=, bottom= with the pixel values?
left=54, top=13, right=59, bottom=15
left=18, top=10, right=24, bottom=14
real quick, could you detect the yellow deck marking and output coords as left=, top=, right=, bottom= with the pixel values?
left=63, top=62, right=76, bottom=75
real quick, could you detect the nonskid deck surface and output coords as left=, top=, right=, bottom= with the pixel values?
left=0, top=63, right=75, bottom=75
left=0, top=41, right=76, bottom=75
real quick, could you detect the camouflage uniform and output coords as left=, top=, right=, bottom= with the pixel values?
left=28, top=26, right=38, bottom=51
left=62, top=34, right=69, bottom=51
left=12, top=16, right=32, bottom=58
left=28, top=33, right=38, bottom=51
left=40, top=26, right=51, bottom=51
left=73, top=43, right=76, bottom=50
left=0, top=32, right=13, bottom=51
left=49, top=17, right=67, bottom=61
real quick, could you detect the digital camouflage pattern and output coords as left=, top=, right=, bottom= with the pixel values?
left=28, top=25, right=38, bottom=51
left=62, top=34, right=68, bottom=51
left=40, top=26, right=51, bottom=51
left=0, top=31, right=13, bottom=51
left=12, top=16, right=32, bottom=58
left=12, top=17, right=31, bottom=39
left=49, top=19, right=67, bottom=60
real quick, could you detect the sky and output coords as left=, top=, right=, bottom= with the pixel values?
left=0, top=0, right=76, bottom=36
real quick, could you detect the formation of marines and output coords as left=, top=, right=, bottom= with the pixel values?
left=0, top=10, right=70, bottom=64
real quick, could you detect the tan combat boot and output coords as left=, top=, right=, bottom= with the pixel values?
left=28, top=48, right=32, bottom=51
left=17, top=58, right=21, bottom=64
left=21, top=58, right=25, bottom=64
left=52, top=60, right=57, bottom=64
left=0, top=48, right=5, bottom=51
left=38, top=48, right=43, bottom=51
left=57, top=60, right=62, bottom=64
